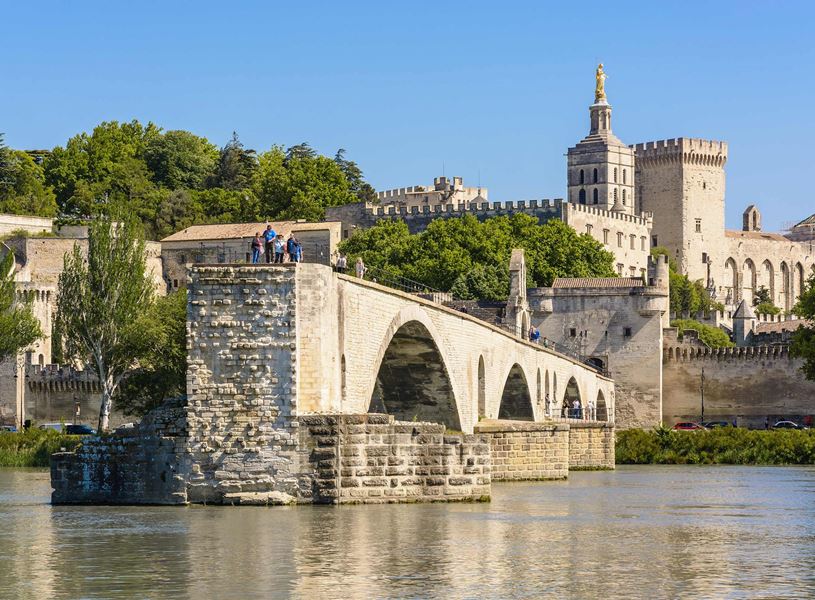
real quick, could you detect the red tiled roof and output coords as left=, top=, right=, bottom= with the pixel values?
left=552, top=277, right=644, bottom=289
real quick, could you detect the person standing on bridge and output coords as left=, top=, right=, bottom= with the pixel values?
left=251, top=232, right=263, bottom=264
left=572, top=399, right=582, bottom=419
left=263, top=224, right=277, bottom=263
left=529, top=326, right=540, bottom=343
left=273, top=234, right=285, bottom=263
left=355, top=257, right=366, bottom=279
left=336, top=253, right=347, bottom=274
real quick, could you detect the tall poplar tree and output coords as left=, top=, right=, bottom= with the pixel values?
left=55, top=216, right=155, bottom=431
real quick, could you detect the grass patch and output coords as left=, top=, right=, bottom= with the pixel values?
left=617, top=426, right=815, bottom=465
left=0, top=429, right=84, bottom=467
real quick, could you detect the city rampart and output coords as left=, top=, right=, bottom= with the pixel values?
left=663, top=331, right=815, bottom=428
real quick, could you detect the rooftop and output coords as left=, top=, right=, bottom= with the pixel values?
left=725, top=230, right=790, bottom=242
left=552, top=277, right=644, bottom=289
left=161, top=220, right=338, bottom=243
left=792, top=213, right=815, bottom=229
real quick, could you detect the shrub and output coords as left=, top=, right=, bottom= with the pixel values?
left=0, top=428, right=83, bottom=467
left=670, top=319, right=734, bottom=348
left=617, top=427, right=815, bottom=465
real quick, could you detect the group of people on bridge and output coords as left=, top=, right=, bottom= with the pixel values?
left=251, top=224, right=303, bottom=264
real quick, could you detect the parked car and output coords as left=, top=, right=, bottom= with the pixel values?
left=673, top=422, right=705, bottom=431
left=773, top=420, right=803, bottom=430
left=702, top=421, right=730, bottom=429
left=0, top=425, right=17, bottom=433
left=65, top=424, right=96, bottom=435
left=38, top=423, right=96, bottom=435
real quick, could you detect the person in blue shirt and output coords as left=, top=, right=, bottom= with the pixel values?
left=286, top=235, right=297, bottom=262
left=263, top=224, right=276, bottom=263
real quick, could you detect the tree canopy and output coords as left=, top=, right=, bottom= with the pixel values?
left=791, top=274, right=815, bottom=380
left=0, top=250, right=43, bottom=362
left=55, top=216, right=155, bottom=430
left=29, top=121, right=375, bottom=239
left=651, top=246, right=722, bottom=317
left=338, top=214, right=617, bottom=300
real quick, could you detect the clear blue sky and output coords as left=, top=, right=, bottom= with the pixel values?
left=4, top=1, right=814, bottom=231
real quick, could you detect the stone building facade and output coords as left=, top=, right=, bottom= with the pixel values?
left=376, top=175, right=488, bottom=209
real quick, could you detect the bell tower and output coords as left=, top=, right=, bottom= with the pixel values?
left=567, top=64, right=636, bottom=214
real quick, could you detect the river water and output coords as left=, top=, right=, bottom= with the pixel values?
left=1, top=466, right=814, bottom=599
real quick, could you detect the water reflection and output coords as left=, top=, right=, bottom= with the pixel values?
left=1, top=466, right=814, bottom=599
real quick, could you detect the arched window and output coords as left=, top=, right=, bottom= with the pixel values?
left=613, top=168, right=618, bottom=183
left=622, top=189, right=626, bottom=205
left=592, top=188, right=599, bottom=204
left=593, top=168, right=598, bottom=183
left=623, top=169, right=627, bottom=184
left=578, top=189, right=586, bottom=204
left=579, top=169, right=585, bottom=184
left=613, top=188, right=618, bottom=202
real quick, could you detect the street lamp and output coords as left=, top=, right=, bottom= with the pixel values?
left=700, top=367, right=706, bottom=424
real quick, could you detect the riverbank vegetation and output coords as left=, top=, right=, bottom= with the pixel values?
left=0, top=429, right=83, bottom=467
left=617, top=427, right=815, bottom=465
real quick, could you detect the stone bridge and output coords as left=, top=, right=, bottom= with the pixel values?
left=227, top=263, right=615, bottom=433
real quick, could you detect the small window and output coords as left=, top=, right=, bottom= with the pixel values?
left=702, top=252, right=708, bottom=264
left=630, top=235, right=635, bottom=250
left=603, top=229, right=609, bottom=244
left=579, top=189, right=586, bottom=204
left=593, top=168, right=598, bottom=183
left=617, top=232, right=623, bottom=247
left=593, top=188, right=599, bottom=204
left=180, top=254, right=187, bottom=264
left=623, top=327, right=632, bottom=337
left=614, top=167, right=618, bottom=183
left=614, top=188, right=618, bottom=202
left=641, top=236, right=647, bottom=251
left=622, top=189, right=626, bottom=205
left=617, top=263, right=624, bottom=275
left=695, top=218, right=702, bottom=233
left=702, top=181, right=706, bottom=190
left=623, top=169, right=627, bottom=184
left=569, top=328, right=577, bottom=338
left=652, top=236, right=658, bottom=247
left=579, top=169, right=585, bottom=184
left=629, top=266, right=636, bottom=276
left=586, top=224, right=593, bottom=234
left=173, top=279, right=178, bottom=288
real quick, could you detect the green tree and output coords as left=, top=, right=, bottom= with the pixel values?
left=254, top=146, right=357, bottom=221
left=0, top=251, right=43, bottom=362
left=670, top=319, right=734, bottom=348
left=44, top=120, right=160, bottom=216
left=334, top=148, right=377, bottom=203
left=143, top=130, right=218, bottom=190
left=211, top=132, right=257, bottom=190
left=55, top=216, right=155, bottom=431
left=339, top=214, right=617, bottom=300
left=116, top=289, right=187, bottom=416
left=0, top=146, right=58, bottom=217
left=651, top=246, right=721, bottom=316
left=753, top=285, right=772, bottom=306
left=791, top=274, right=815, bottom=380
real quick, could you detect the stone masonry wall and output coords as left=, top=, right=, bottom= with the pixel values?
left=475, top=421, right=570, bottom=481
left=568, top=422, right=615, bottom=469
left=51, top=398, right=189, bottom=504
left=300, top=414, right=491, bottom=504
left=184, top=265, right=307, bottom=504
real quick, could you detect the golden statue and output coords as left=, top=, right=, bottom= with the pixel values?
left=595, top=63, right=607, bottom=103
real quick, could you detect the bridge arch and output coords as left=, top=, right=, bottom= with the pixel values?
left=498, top=363, right=534, bottom=421
left=596, top=390, right=608, bottom=422
left=564, top=376, right=582, bottom=417
left=366, top=306, right=462, bottom=430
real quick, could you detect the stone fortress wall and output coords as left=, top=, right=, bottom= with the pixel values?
left=662, top=329, right=815, bottom=428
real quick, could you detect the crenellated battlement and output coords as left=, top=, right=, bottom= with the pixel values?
left=665, top=344, right=789, bottom=361
left=26, top=363, right=101, bottom=389
left=565, top=202, right=653, bottom=227
left=366, top=198, right=564, bottom=217
left=632, top=137, right=728, bottom=167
